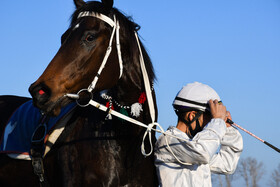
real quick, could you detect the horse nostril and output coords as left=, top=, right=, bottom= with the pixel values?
left=29, top=82, right=51, bottom=107
left=38, top=89, right=45, bottom=95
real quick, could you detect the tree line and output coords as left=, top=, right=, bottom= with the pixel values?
left=212, top=157, right=280, bottom=187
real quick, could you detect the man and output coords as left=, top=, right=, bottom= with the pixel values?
left=154, top=82, right=243, bottom=187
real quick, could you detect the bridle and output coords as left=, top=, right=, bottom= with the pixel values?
left=78, top=11, right=123, bottom=92
left=65, top=11, right=157, bottom=156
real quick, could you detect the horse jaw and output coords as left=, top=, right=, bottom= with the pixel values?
left=51, top=105, right=63, bottom=116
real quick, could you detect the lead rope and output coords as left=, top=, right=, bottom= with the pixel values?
left=134, top=32, right=156, bottom=157
left=86, top=99, right=192, bottom=165
left=116, top=20, right=123, bottom=78
left=134, top=31, right=191, bottom=162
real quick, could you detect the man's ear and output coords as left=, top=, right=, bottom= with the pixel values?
left=187, top=111, right=197, bottom=122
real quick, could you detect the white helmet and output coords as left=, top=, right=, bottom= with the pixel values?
left=173, top=82, right=221, bottom=112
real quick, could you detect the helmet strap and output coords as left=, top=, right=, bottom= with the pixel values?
left=176, top=110, right=203, bottom=138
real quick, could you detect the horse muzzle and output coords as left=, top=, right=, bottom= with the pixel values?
left=29, top=82, right=52, bottom=111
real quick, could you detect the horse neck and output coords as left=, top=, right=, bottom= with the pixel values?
left=109, top=64, right=155, bottom=123
left=110, top=76, right=143, bottom=107
left=110, top=35, right=145, bottom=105
left=104, top=24, right=156, bottom=126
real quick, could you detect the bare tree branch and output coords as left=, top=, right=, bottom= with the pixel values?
left=225, top=174, right=233, bottom=187
left=236, top=157, right=265, bottom=187
left=212, top=173, right=235, bottom=187
left=269, top=164, right=280, bottom=187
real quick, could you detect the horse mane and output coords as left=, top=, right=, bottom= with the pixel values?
left=69, top=1, right=156, bottom=90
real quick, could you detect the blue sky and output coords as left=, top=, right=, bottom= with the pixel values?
left=0, top=0, right=279, bottom=186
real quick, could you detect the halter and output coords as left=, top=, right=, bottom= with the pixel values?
left=77, top=11, right=123, bottom=92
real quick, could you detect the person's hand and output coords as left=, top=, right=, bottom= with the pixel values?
left=208, top=99, right=227, bottom=121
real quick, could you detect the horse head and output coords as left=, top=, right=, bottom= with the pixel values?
left=29, top=0, right=155, bottom=116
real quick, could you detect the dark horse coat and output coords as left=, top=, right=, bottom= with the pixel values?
left=0, top=0, right=158, bottom=186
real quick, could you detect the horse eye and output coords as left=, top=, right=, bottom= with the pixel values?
left=85, top=34, right=95, bottom=42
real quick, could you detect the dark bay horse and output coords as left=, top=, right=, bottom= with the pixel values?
left=0, top=0, right=158, bottom=186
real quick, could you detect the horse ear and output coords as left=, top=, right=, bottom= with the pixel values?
left=74, top=0, right=86, bottom=9
left=101, top=0, right=113, bottom=11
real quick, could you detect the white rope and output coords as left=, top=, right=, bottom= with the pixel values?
left=134, top=32, right=156, bottom=123
left=116, top=20, right=123, bottom=78
left=141, top=123, right=156, bottom=157
left=65, top=92, right=192, bottom=164
left=134, top=31, right=157, bottom=156
left=158, top=125, right=192, bottom=165
left=87, top=99, right=191, bottom=165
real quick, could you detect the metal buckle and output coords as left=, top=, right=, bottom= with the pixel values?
left=76, top=89, right=93, bottom=107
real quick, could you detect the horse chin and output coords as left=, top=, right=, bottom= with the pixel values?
left=39, top=96, right=70, bottom=117
left=50, top=106, right=62, bottom=117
